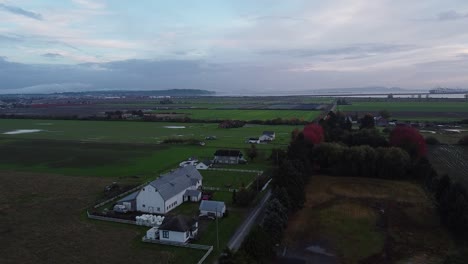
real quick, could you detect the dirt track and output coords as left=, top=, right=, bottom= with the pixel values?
left=0, top=171, right=201, bottom=264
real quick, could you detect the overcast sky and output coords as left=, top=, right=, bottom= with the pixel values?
left=1, top=0, right=468, bottom=94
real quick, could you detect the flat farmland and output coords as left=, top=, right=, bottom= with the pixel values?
left=0, top=119, right=295, bottom=177
left=0, top=119, right=299, bottom=148
left=151, top=109, right=321, bottom=121
left=339, top=102, right=468, bottom=112
left=340, top=101, right=468, bottom=121
left=0, top=171, right=205, bottom=264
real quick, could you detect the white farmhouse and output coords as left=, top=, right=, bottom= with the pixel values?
left=259, top=131, right=275, bottom=142
left=116, top=165, right=202, bottom=214
left=158, top=216, right=198, bottom=243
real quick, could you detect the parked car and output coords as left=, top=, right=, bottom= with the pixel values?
left=113, top=204, right=128, bottom=213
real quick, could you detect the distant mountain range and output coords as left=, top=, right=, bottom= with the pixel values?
left=1, top=89, right=216, bottom=97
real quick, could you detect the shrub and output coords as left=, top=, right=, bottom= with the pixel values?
left=459, top=135, right=468, bottom=145
left=425, top=136, right=440, bottom=145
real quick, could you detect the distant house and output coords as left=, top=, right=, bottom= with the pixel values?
left=158, top=215, right=198, bottom=243
left=196, top=160, right=212, bottom=170
left=259, top=131, right=275, bottom=142
left=247, top=137, right=260, bottom=144
left=116, top=165, right=202, bottom=214
left=213, top=149, right=245, bottom=164
left=374, top=116, right=389, bottom=127
left=199, top=200, right=226, bottom=218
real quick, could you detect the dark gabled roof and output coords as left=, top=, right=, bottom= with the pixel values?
left=159, top=215, right=196, bottom=232
left=148, top=165, right=202, bottom=200
left=184, top=189, right=201, bottom=197
left=117, top=190, right=140, bottom=202
left=214, top=149, right=242, bottom=157
left=199, top=200, right=226, bottom=212
left=248, top=137, right=259, bottom=140
left=262, top=131, right=275, bottom=136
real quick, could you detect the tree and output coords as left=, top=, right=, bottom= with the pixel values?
left=379, top=110, right=391, bottom=119
left=459, top=135, right=468, bottom=145
left=425, top=136, right=440, bottom=145
left=247, top=144, right=258, bottom=161
left=359, top=114, right=375, bottom=129
left=376, top=147, right=411, bottom=179
left=232, top=189, right=237, bottom=204
left=303, top=124, right=324, bottom=144
left=390, top=126, right=427, bottom=158
left=240, top=227, right=275, bottom=263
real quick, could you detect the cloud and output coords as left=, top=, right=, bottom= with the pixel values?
left=259, top=43, right=417, bottom=58
left=0, top=34, right=22, bottom=43
left=72, top=0, right=106, bottom=10
left=438, top=10, right=468, bottom=21
left=0, top=3, right=42, bottom=20
left=41, top=53, right=64, bottom=59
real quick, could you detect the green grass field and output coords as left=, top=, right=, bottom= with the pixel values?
left=151, top=109, right=321, bottom=121
left=339, top=102, right=468, bottom=112
left=0, top=119, right=291, bottom=177
left=200, top=170, right=258, bottom=188
left=0, top=119, right=299, bottom=149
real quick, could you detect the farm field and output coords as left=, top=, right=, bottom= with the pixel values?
left=0, top=171, right=205, bottom=264
left=340, top=101, right=468, bottom=122
left=151, top=109, right=322, bottom=121
left=0, top=119, right=291, bottom=177
left=283, top=176, right=453, bottom=264
left=339, top=101, right=468, bottom=112
left=0, top=119, right=297, bottom=178
left=429, top=145, right=468, bottom=187
left=0, top=119, right=299, bottom=148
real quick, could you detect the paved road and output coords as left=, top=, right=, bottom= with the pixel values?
left=227, top=189, right=272, bottom=251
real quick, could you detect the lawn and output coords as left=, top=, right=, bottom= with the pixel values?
left=151, top=109, right=321, bottom=121
left=283, top=175, right=454, bottom=264
left=201, top=170, right=258, bottom=189
left=339, top=101, right=468, bottom=112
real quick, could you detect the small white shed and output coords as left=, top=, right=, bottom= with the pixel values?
left=199, top=200, right=226, bottom=218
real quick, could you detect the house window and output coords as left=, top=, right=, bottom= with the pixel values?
left=142, top=204, right=145, bottom=208
left=157, top=207, right=160, bottom=211
left=142, top=188, right=145, bottom=191
left=163, top=231, right=169, bottom=238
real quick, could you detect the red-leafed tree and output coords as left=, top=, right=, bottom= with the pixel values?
left=390, top=126, right=427, bottom=158
left=303, top=124, right=324, bottom=144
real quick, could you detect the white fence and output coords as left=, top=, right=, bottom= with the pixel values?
left=93, top=181, right=149, bottom=209
left=203, top=186, right=238, bottom=192
left=142, top=237, right=214, bottom=264
left=208, top=168, right=263, bottom=174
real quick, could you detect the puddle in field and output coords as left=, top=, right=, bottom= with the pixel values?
left=164, top=126, right=186, bottom=129
left=3, top=129, right=43, bottom=135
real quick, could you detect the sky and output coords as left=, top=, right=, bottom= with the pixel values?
left=1, top=0, right=468, bottom=94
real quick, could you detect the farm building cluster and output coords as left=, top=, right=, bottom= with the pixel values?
left=246, top=131, right=276, bottom=144
left=107, top=149, right=242, bottom=243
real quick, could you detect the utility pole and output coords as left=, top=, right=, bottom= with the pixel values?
left=216, top=207, right=219, bottom=251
